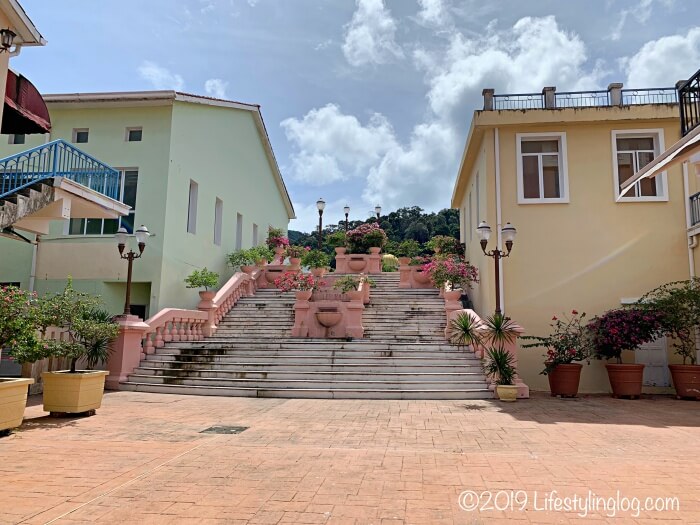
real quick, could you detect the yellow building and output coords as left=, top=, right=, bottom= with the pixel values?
left=452, top=84, right=692, bottom=394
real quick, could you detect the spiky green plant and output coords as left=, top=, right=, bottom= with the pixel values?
left=449, top=312, right=483, bottom=349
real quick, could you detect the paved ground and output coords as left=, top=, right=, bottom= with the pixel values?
left=0, top=392, right=698, bottom=525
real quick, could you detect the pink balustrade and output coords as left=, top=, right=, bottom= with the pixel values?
left=398, top=263, right=435, bottom=289
left=334, top=248, right=382, bottom=274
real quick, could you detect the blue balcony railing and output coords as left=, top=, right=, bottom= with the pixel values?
left=679, top=68, right=700, bottom=137
left=690, top=192, right=700, bottom=227
left=0, top=139, right=120, bottom=200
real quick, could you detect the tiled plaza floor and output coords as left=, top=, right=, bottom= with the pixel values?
left=0, top=392, right=698, bottom=524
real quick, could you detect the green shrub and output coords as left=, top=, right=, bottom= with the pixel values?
left=396, top=240, right=422, bottom=258
left=302, top=249, right=330, bottom=269
left=184, top=268, right=219, bottom=291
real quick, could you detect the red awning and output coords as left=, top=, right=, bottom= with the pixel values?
left=1, top=70, right=51, bottom=134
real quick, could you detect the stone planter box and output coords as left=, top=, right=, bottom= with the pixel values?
left=42, top=370, right=109, bottom=414
left=0, top=378, right=34, bottom=432
left=335, top=252, right=382, bottom=274
left=399, top=265, right=436, bottom=289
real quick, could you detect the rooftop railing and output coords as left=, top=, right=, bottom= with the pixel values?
left=484, top=84, right=677, bottom=111
left=679, top=68, right=700, bottom=137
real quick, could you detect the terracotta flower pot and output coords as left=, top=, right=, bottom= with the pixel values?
left=346, top=290, right=363, bottom=302
left=42, top=370, right=109, bottom=414
left=413, top=269, right=431, bottom=284
left=198, top=290, right=216, bottom=301
left=398, top=257, right=411, bottom=265
left=256, top=259, right=267, bottom=268
left=547, top=363, right=583, bottom=398
left=315, top=309, right=342, bottom=328
left=289, top=257, right=302, bottom=268
left=265, top=269, right=283, bottom=284
left=240, top=265, right=255, bottom=274
left=669, top=364, right=700, bottom=399
left=295, top=290, right=312, bottom=301
left=605, top=363, right=645, bottom=398
left=335, top=247, right=347, bottom=255
left=369, top=247, right=381, bottom=255
left=348, top=258, right=367, bottom=272
left=496, top=385, right=518, bottom=402
left=310, top=268, right=326, bottom=278
left=443, top=290, right=461, bottom=301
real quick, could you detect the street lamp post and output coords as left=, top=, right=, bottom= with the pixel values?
left=316, top=198, right=325, bottom=250
left=374, top=205, right=381, bottom=220
left=116, top=225, right=150, bottom=317
left=344, top=205, right=350, bottom=232
left=476, top=220, right=517, bottom=315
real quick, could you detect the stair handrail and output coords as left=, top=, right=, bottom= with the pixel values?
left=142, top=308, right=209, bottom=353
left=0, top=139, right=121, bottom=200
left=207, top=269, right=262, bottom=328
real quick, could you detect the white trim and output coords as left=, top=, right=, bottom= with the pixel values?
left=125, top=127, right=143, bottom=142
left=187, top=180, right=198, bottom=234
left=72, top=128, right=89, bottom=144
left=214, top=198, right=223, bottom=247
left=0, top=0, right=46, bottom=46
left=515, top=132, right=569, bottom=204
left=611, top=129, right=668, bottom=202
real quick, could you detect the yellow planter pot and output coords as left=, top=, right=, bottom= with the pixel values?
left=0, top=378, right=35, bottom=431
left=42, top=370, right=108, bottom=414
left=496, top=385, right=518, bottom=402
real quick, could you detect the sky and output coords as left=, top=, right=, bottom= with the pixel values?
left=13, top=0, right=700, bottom=231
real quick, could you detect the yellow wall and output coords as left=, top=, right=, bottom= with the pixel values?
left=454, top=106, right=691, bottom=393
left=0, top=10, right=11, bottom=126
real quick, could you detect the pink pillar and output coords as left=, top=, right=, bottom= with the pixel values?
left=292, top=299, right=311, bottom=337
left=399, top=264, right=411, bottom=288
left=105, top=315, right=149, bottom=390
left=335, top=252, right=348, bottom=273
left=368, top=249, right=382, bottom=274
left=345, top=297, right=365, bottom=339
left=197, top=295, right=217, bottom=337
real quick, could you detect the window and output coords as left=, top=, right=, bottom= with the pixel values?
left=187, top=180, right=198, bottom=234
left=252, top=223, right=259, bottom=246
left=8, top=134, right=25, bottom=145
left=73, top=128, right=89, bottom=143
left=214, top=198, right=223, bottom=246
left=236, top=213, right=243, bottom=250
left=612, top=130, right=667, bottom=201
left=516, top=132, right=569, bottom=204
left=68, top=170, right=138, bottom=235
left=126, top=127, right=142, bottom=142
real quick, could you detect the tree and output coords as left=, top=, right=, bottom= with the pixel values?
left=405, top=221, right=430, bottom=243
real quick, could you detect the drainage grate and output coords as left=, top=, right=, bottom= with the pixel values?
left=200, top=425, right=249, bottom=435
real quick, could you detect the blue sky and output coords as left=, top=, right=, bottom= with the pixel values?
left=13, top=0, right=700, bottom=231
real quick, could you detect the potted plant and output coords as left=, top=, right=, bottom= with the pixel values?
left=448, top=311, right=484, bottom=350
left=588, top=308, right=663, bottom=398
left=638, top=280, right=700, bottom=399
left=266, top=227, right=290, bottom=263
left=521, top=310, right=592, bottom=397
left=274, top=271, right=324, bottom=301
left=346, top=223, right=387, bottom=254
left=251, top=246, right=273, bottom=267
left=409, top=255, right=432, bottom=284
left=422, top=256, right=479, bottom=293
left=14, top=282, right=119, bottom=415
left=0, top=286, right=38, bottom=433
left=227, top=248, right=257, bottom=273
left=326, top=231, right=347, bottom=255
left=333, top=275, right=375, bottom=301
left=184, top=267, right=219, bottom=301
left=395, top=240, right=422, bottom=265
left=483, top=347, right=518, bottom=402
left=426, top=235, right=463, bottom=256
left=285, top=245, right=307, bottom=266
left=302, top=249, right=330, bottom=277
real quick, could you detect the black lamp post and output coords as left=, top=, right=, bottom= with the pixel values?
left=374, top=205, right=381, bottom=220
left=344, top=205, right=350, bottom=232
left=476, top=220, right=517, bottom=315
left=316, top=198, right=325, bottom=250
left=116, top=224, right=150, bottom=317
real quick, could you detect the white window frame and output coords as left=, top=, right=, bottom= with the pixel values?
left=611, top=129, right=668, bottom=202
left=125, top=127, right=143, bottom=142
left=235, top=213, right=243, bottom=250
left=214, top=198, right=223, bottom=246
left=516, top=132, right=569, bottom=204
left=72, top=128, right=89, bottom=143
left=252, top=223, right=259, bottom=246
left=187, top=180, right=198, bottom=234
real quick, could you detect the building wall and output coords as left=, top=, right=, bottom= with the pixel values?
left=0, top=104, right=174, bottom=314
left=156, top=100, right=291, bottom=310
left=0, top=9, right=12, bottom=126
left=454, top=108, right=691, bottom=393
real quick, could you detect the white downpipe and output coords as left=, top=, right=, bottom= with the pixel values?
left=9, top=44, right=22, bottom=58
left=29, top=236, right=38, bottom=292
left=494, top=128, right=504, bottom=312
left=683, top=162, right=696, bottom=278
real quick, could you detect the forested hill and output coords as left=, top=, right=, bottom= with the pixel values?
left=289, top=206, right=460, bottom=246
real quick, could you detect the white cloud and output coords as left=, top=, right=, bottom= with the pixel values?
left=424, top=16, right=605, bottom=123
left=623, top=27, right=700, bottom=87
left=416, top=0, right=450, bottom=28
left=342, top=0, right=404, bottom=67
left=610, top=0, right=653, bottom=41
left=138, top=61, right=184, bottom=90
left=204, top=78, right=228, bottom=99
left=281, top=104, right=398, bottom=185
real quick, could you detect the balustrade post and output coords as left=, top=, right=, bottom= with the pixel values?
left=198, top=293, right=218, bottom=337
left=105, top=315, right=149, bottom=390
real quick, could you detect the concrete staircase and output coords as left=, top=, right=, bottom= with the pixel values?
left=122, top=272, right=491, bottom=399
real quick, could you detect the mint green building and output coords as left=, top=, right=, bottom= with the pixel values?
left=0, top=91, right=295, bottom=317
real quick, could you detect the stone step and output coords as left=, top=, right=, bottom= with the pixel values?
left=136, top=362, right=482, bottom=373
left=145, top=354, right=478, bottom=365
left=150, top=348, right=474, bottom=358
left=120, top=382, right=492, bottom=400
left=163, top=341, right=463, bottom=350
